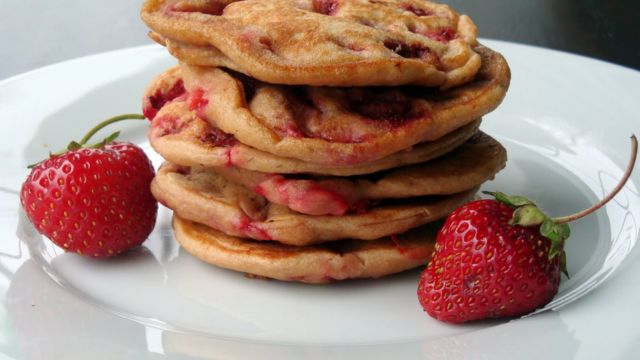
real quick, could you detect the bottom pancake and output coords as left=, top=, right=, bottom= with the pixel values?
left=173, top=215, right=438, bottom=284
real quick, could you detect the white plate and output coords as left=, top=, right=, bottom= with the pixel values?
left=1, top=40, right=639, bottom=359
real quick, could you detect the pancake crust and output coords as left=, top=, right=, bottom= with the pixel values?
left=179, top=45, right=509, bottom=165
left=152, top=162, right=477, bottom=245
left=141, top=0, right=480, bottom=88
left=213, top=131, right=506, bottom=215
left=147, top=98, right=482, bottom=175
left=173, top=215, right=438, bottom=283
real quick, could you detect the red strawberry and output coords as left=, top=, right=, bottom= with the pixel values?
left=418, top=135, right=638, bottom=323
left=20, top=114, right=157, bottom=257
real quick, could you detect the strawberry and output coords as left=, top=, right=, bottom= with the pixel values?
left=418, top=135, right=638, bottom=323
left=20, top=114, right=157, bottom=257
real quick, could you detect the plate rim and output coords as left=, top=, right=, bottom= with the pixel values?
left=1, top=39, right=640, bottom=359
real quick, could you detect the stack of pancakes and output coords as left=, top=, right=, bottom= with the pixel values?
left=141, top=0, right=510, bottom=283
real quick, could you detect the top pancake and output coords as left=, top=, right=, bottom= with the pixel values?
left=177, top=45, right=509, bottom=165
left=141, top=0, right=480, bottom=88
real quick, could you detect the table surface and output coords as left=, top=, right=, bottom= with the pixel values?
left=1, top=0, right=639, bottom=79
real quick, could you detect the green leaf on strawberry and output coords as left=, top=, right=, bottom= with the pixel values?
left=484, top=191, right=571, bottom=276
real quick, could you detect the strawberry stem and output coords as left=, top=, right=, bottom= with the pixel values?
left=27, top=114, right=147, bottom=169
left=553, top=135, right=638, bottom=224
left=78, top=113, right=146, bottom=146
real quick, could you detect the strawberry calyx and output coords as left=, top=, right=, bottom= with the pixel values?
left=483, top=191, right=570, bottom=276
left=482, top=134, right=638, bottom=278
left=29, top=114, right=146, bottom=168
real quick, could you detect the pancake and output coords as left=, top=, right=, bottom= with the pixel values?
left=173, top=215, right=439, bottom=283
left=178, top=45, right=509, bottom=165
left=141, top=0, right=480, bottom=88
left=146, top=98, right=482, bottom=176
left=151, top=162, right=477, bottom=245
left=213, top=132, right=506, bottom=215
left=142, top=64, right=186, bottom=120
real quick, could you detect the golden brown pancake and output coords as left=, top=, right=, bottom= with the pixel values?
left=213, top=132, right=506, bottom=215
left=141, top=0, right=480, bottom=88
left=177, top=45, right=509, bottom=165
left=173, top=215, right=439, bottom=283
left=151, top=162, right=477, bottom=245
left=146, top=98, right=483, bottom=176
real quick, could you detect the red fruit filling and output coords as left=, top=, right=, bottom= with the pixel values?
left=384, top=39, right=432, bottom=59
left=169, top=1, right=226, bottom=15
left=188, top=88, right=209, bottom=119
left=237, top=30, right=275, bottom=56
left=348, top=89, right=425, bottom=126
left=258, top=36, right=273, bottom=51
left=174, top=165, right=191, bottom=176
left=254, top=175, right=349, bottom=216
left=252, top=175, right=383, bottom=215
left=383, top=40, right=442, bottom=69
left=152, top=114, right=189, bottom=137
left=351, top=199, right=377, bottom=214
left=235, top=216, right=272, bottom=240
left=143, top=106, right=157, bottom=122
left=313, top=0, right=339, bottom=15
left=281, top=124, right=305, bottom=138
left=401, top=4, right=433, bottom=16
left=199, top=125, right=237, bottom=148
left=422, top=28, right=456, bottom=42
left=144, top=79, right=186, bottom=120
